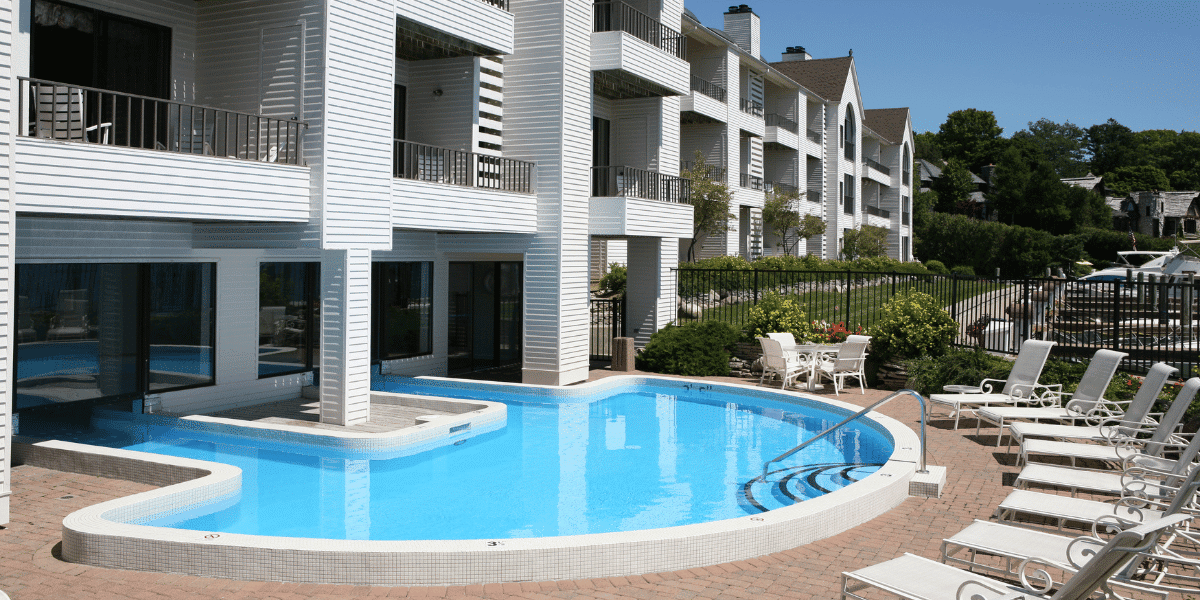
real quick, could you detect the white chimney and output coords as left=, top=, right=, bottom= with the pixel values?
left=723, top=5, right=760, bottom=57
left=780, top=46, right=811, bottom=62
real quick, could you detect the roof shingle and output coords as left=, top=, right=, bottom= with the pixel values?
left=768, top=56, right=854, bottom=102
left=863, top=108, right=910, bottom=146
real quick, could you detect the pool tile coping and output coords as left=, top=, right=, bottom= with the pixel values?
left=28, top=376, right=922, bottom=586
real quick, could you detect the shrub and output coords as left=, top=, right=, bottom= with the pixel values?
left=636, top=321, right=740, bottom=376
left=598, top=263, right=626, bottom=297
left=951, top=265, right=976, bottom=278
left=744, top=291, right=813, bottom=342
left=905, top=347, right=1012, bottom=396
left=869, top=290, right=958, bottom=361
left=924, top=260, right=949, bottom=275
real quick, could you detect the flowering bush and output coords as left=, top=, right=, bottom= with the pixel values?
left=744, top=291, right=813, bottom=342
left=810, top=320, right=864, bottom=344
left=868, top=290, right=958, bottom=360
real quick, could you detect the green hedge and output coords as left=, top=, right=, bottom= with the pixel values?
left=636, top=321, right=741, bottom=376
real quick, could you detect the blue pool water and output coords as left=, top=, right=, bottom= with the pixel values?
left=28, top=377, right=893, bottom=540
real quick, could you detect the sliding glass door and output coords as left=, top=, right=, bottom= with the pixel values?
left=447, top=262, right=522, bottom=375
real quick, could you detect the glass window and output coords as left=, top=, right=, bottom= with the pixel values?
left=259, top=262, right=319, bottom=378
left=148, top=263, right=215, bottom=391
left=373, top=262, right=433, bottom=361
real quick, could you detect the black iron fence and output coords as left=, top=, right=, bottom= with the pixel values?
left=691, top=75, right=727, bottom=102
left=765, top=113, right=799, bottom=134
left=476, top=0, right=509, bottom=9
left=673, top=268, right=1200, bottom=375
left=593, top=1, right=685, bottom=58
left=590, top=297, right=625, bottom=359
left=740, top=98, right=764, bottom=117
left=680, top=161, right=726, bottom=181
left=863, top=204, right=891, bottom=219
left=394, top=140, right=534, bottom=193
left=862, top=156, right=891, bottom=175
left=740, top=173, right=764, bottom=190
left=19, top=77, right=307, bottom=165
left=592, top=165, right=689, bottom=202
left=768, top=182, right=799, bottom=195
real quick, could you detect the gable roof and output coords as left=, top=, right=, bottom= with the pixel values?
left=1061, top=173, right=1103, bottom=191
left=917, top=158, right=941, bottom=182
left=1162, top=192, right=1199, bottom=217
left=863, top=108, right=910, bottom=146
left=767, top=56, right=854, bottom=102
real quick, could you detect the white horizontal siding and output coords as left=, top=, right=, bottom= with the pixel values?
left=588, top=196, right=692, bottom=238
left=866, top=213, right=891, bottom=230
left=764, top=126, right=798, bottom=150
left=14, top=139, right=310, bottom=222
left=680, top=91, right=726, bottom=123
left=590, top=31, right=688, bottom=96
left=396, top=0, right=514, bottom=55
left=392, top=179, right=536, bottom=234
left=864, top=163, right=890, bottom=185
left=407, top=57, right=477, bottom=151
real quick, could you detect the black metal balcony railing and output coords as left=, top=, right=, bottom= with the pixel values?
left=767, top=182, right=799, bottom=195
left=19, top=77, right=307, bottom=165
left=680, top=161, right=727, bottom=181
left=863, top=203, right=891, bottom=219
left=764, top=113, right=798, bottom=134
left=739, top=173, right=764, bottom=190
left=592, top=165, right=689, bottom=202
left=844, top=196, right=855, bottom=214
left=476, top=0, right=509, bottom=10
left=902, top=211, right=910, bottom=226
left=807, top=128, right=821, bottom=143
left=740, top=98, right=764, bottom=118
left=862, top=156, right=891, bottom=175
left=690, top=75, right=727, bottom=103
left=593, top=1, right=685, bottom=59
left=394, top=140, right=534, bottom=194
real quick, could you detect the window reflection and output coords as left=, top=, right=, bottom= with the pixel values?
left=258, top=262, right=318, bottom=378
left=148, top=263, right=215, bottom=391
left=373, top=262, right=433, bottom=361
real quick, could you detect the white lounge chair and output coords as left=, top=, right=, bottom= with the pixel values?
left=1019, top=377, right=1197, bottom=468
left=927, top=339, right=1058, bottom=430
left=842, top=514, right=1190, bottom=600
left=758, top=337, right=804, bottom=389
left=996, top=460, right=1200, bottom=531
left=814, top=335, right=870, bottom=395
left=977, top=348, right=1128, bottom=448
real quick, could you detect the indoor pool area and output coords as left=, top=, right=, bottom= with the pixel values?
left=12, top=376, right=923, bottom=585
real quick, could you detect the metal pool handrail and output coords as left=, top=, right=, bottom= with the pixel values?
left=762, top=389, right=927, bottom=479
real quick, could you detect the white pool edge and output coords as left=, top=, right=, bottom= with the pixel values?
left=41, top=376, right=921, bottom=585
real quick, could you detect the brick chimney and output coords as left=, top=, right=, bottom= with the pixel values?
left=781, top=46, right=811, bottom=62
left=723, top=5, right=760, bottom=57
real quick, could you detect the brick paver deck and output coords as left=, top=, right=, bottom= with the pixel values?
left=0, top=369, right=1183, bottom=599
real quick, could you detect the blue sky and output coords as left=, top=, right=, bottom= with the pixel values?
left=683, top=0, right=1200, bottom=136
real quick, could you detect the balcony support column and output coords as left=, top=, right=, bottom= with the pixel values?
left=626, top=237, right=677, bottom=347
left=318, top=248, right=372, bottom=426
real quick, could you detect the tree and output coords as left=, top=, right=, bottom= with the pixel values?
left=987, top=146, right=1103, bottom=235
left=682, top=150, right=733, bottom=262
left=1086, top=118, right=1138, bottom=176
left=795, top=214, right=827, bottom=243
left=841, top=225, right=889, bottom=260
left=930, top=158, right=975, bottom=214
left=912, top=189, right=938, bottom=230
left=1103, top=165, right=1172, bottom=196
left=1010, top=118, right=1089, bottom=177
left=762, top=191, right=801, bottom=255
left=913, top=131, right=942, bottom=164
left=937, top=109, right=1005, bottom=172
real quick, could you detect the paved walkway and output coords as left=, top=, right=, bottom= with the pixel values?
left=0, top=370, right=1182, bottom=599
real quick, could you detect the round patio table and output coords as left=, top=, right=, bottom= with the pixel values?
left=942, top=384, right=982, bottom=394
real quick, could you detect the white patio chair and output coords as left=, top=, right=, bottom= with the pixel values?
left=814, top=335, right=869, bottom=395
left=842, top=514, right=1190, bottom=600
left=927, top=339, right=1059, bottom=429
left=765, top=332, right=799, bottom=360
left=758, top=337, right=803, bottom=389
left=1019, top=376, right=1197, bottom=468
left=35, top=84, right=111, bottom=143
left=977, top=348, right=1129, bottom=448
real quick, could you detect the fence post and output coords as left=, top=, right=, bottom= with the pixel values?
left=951, top=276, right=960, bottom=323
left=844, top=270, right=851, bottom=325
left=754, top=270, right=759, bottom=305
left=1112, top=281, right=1122, bottom=352
left=1021, top=279, right=1031, bottom=346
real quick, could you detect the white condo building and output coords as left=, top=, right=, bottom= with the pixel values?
left=0, top=0, right=912, bottom=525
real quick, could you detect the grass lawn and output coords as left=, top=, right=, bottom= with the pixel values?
left=691, top=279, right=1006, bottom=331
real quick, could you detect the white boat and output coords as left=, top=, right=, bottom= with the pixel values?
left=1080, top=249, right=1178, bottom=281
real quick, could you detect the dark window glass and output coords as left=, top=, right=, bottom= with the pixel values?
left=147, top=263, right=215, bottom=392
left=15, top=262, right=214, bottom=413
left=259, top=262, right=319, bottom=378
left=374, top=262, right=433, bottom=360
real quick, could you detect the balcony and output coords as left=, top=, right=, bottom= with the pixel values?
left=590, top=165, right=693, bottom=237
left=13, top=78, right=311, bottom=222
left=863, top=203, right=891, bottom=219
left=765, top=114, right=798, bottom=133
left=739, top=173, right=764, bottom=191
left=806, top=128, right=821, bottom=143
left=681, top=76, right=727, bottom=124
left=764, top=113, right=799, bottom=149
left=591, top=1, right=689, bottom=99
left=392, top=140, right=537, bottom=233
left=766, top=182, right=799, bottom=195
left=476, top=0, right=508, bottom=8
left=862, top=156, right=891, bottom=175
left=691, top=76, right=726, bottom=102
left=808, top=190, right=821, bottom=204
left=396, top=0, right=514, bottom=56
left=680, top=161, right=727, bottom=182
left=740, top=98, right=764, bottom=118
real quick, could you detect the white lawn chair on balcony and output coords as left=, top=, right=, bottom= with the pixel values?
left=842, top=514, right=1190, bottom=600
left=35, top=85, right=111, bottom=143
left=814, top=335, right=870, bottom=396
left=927, top=339, right=1058, bottom=429
left=1019, top=375, right=1197, bottom=468
left=758, top=337, right=803, bottom=389
left=977, top=348, right=1128, bottom=448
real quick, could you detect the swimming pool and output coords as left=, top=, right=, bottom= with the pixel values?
left=27, top=376, right=922, bottom=585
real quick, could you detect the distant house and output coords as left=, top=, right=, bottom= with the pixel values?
left=917, top=158, right=990, bottom=219
left=1061, top=173, right=1104, bottom=194
left=1113, top=191, right=1200, bottom=237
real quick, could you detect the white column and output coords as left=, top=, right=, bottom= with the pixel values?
left=0, top=0, right=16, bottom=526
left=319, top=248, right=372, bottom=426
left=626, top=237, right=678, bottom=347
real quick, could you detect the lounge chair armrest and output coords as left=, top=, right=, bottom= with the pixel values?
left=1016, top=555, right=1072, bottom=594
left=956, top=581, right=1024, bottom=600
left=977, top=378, right=1003, bottom=394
